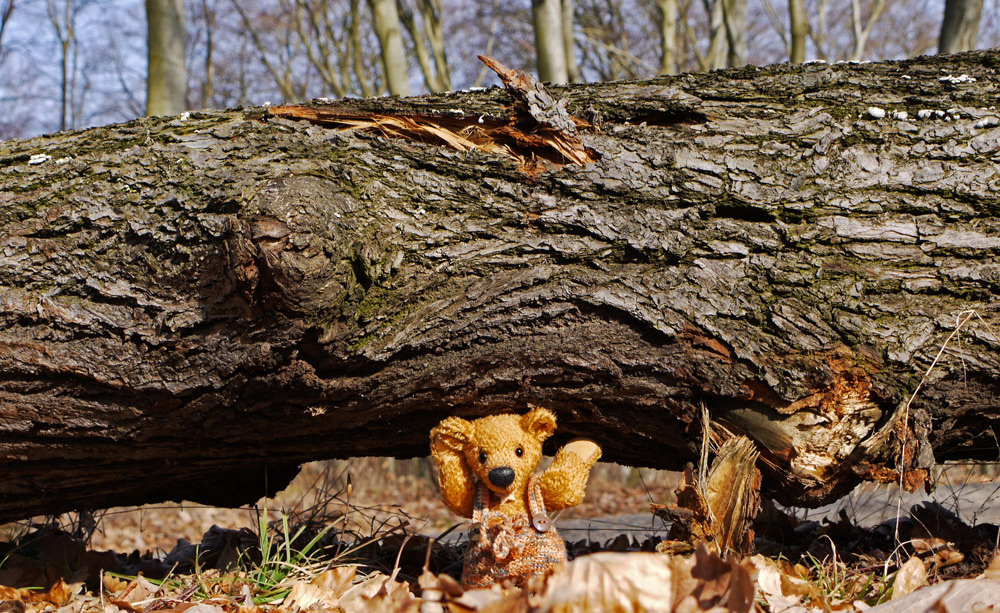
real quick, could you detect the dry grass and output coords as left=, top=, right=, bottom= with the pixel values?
left=67, top=459, right=680, bottom=555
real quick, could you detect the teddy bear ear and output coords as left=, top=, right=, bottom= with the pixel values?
left=522, top=407, right=557, bottom=441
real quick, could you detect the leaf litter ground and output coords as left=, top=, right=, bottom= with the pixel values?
left=3, top=460, right=1000, bottom=612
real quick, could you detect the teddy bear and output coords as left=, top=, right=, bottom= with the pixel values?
left=429, top=406, right=602, bottom=590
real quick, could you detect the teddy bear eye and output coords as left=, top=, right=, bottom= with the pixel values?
left=516, top=446, right=524, bottom=457
left=478, top=450, right=487, bottom=464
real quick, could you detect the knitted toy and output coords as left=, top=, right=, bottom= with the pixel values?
left=430, top=407, right=602, bottom=590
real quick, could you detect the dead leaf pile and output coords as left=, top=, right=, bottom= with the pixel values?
left=283, top=567, right=417, bottom=613
left=410, top=544, right=754, bottom=613
left=4, top=492, right=1000, bottom=613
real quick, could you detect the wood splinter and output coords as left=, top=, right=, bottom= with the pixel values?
left=653, top=435, right=762, bottom=557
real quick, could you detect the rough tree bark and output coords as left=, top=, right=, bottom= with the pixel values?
left=1, top=50, right=999, bottom=523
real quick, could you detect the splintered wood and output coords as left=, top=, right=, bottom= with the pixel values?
left=267, top=55, right=599, bottom=173
left=653, top=435, right=762, bottom=557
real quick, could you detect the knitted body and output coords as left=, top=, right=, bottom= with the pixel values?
left=462, top=477, right=566, bottom=589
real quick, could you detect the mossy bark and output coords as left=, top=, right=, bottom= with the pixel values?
left=1, top=50, right=998, bottom=522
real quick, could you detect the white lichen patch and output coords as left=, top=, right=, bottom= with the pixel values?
left=28, top=154, right=51, bottom=165
left=917, top=109, right=934, bottom=119
left=803, top=59, right=827, bottom=65
left=179, top=111, right=191, bottom=121
left=866, top=107, right=886, bottom=119
left=56, top=157, right=72, bottom=164
left=974, top=116, right=999, bottom=129
left=891, top=110, right=908, bottom=120
left=940, top=74, right=976, bottom=85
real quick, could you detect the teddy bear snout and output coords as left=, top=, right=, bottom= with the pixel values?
left=488, top=467, right=515, bottom=488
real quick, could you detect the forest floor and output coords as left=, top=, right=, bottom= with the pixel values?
left=2, top=459, right=1000, bottom=612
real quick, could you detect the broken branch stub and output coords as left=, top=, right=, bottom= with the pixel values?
left=653, top=435, right=762, bottom=557
left=267, top=57, right=599, bottom=173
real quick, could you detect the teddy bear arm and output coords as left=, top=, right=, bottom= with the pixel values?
left=539, top=439, right=602, bottom=512
left=432, top=445, right=476, bottom=518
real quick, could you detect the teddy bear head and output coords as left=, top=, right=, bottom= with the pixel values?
left=440, top=407, right=556, bottom=497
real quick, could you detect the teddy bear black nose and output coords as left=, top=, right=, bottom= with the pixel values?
left=488, top=467, right=515, bottom=488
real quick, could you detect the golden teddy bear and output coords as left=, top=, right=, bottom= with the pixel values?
left=429, top=407, right=602, bottom=590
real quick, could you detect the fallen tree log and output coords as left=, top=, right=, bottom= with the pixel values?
left=1, top=50, right=998, bottom=522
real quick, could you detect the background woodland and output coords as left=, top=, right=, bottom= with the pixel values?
left=0, top=0, right=998, bottom=140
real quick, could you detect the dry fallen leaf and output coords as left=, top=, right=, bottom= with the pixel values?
left=416, top=570, right=464, bottom=613
left=866, top=579, right=1000, bottom=612
left=42, top=580, right=74, bottom=607
left=283, top=566, right=358, bottom=610
left=116, top=576, right=160, bottom=605
left=0, top=588, right=26, bottom=601
left=752, top=555, right=815, bottom=613
left=981, top=551, right=1000, bottom=581
left=891, top=556, right=927, bottom=600
left=0, top=600, right=25, bottom=613
left=179, top=604, right=226, bottom=613
left=0, top=580, right=76, bottom=609
left=528, top=551, right=694, bottom=612
left=102, top=575, right=128, bottom=594
left=676, top=545, right=755, bottom=613
left=336, top=571, right=418, bottom=613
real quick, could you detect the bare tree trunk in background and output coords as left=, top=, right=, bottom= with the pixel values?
left=533, top=0, right=569, bottom=82
left=939, top=0, right=983, bottom=54
left=577, top=0, right=644, bottom=81
left=47, top=0, right=76, bottom=130
left=146, top=0, right=188, bottom=116
left=423, top=0, right=451, bottom=89
left=349, top=0, right=375, bottom=97
left=656, top=0, right=678, bottom=74
left=704, top=0, right=726, bottom=70
left=397, top=0, right=451, bottom=93
left=200, top=0, right=216, bottom=109
left=0, top=0, right=14, bottom=62
left=562, top=0, right=580, bottom=83
left=850, top=0, right=886, bottom=61
left=471, top=0, right=502, bottom=88
left=294, top=0, right=348, bottom=98
left=789, top=0, right=807, bottom=62
left=810, top=0, right=829, bottom=60
left=368, top=0, right=411, bottom=96
left=230, top=2, right=301, bottom=102
left=722, top=0, right=745, bottom=67
left=233, top=0, right=377, bottom=101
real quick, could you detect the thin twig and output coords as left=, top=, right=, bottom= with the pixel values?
left=894, top=309, right=996, bottom=543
